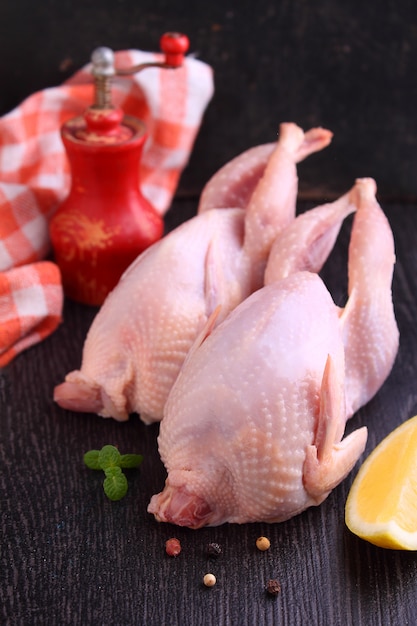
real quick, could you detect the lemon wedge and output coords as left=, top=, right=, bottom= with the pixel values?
left=345, top=414, right=417, bottom=550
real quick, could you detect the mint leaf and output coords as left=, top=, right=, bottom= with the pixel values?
left=103, top=466, right=128, bottom=501
left=84, top=445, right=143, bottom=501
left=98, top=445, right=121, bottom=469
left=83, top=449, right=101, bottom=470
left=119, top=453, right=143, bottom=469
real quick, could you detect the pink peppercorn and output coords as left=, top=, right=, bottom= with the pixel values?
left=165, top=538, right=182, bottom=557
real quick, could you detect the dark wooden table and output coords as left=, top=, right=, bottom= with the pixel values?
left=2, top=196, right=417, bottom=626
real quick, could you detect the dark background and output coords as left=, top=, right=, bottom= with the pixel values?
left=2, top=2, right=417, bottom=625
left=0, top=0, right=416, bottom=202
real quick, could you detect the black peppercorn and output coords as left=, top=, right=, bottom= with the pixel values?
left=206, top=542, right=222, bottom=558
left=265, top=579, right=281, bottom=597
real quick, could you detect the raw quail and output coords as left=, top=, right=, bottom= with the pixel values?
left=148, top=179, right=399, bottom=527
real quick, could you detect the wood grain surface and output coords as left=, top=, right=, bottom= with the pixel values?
left=2, top=198, right=417, bottom=626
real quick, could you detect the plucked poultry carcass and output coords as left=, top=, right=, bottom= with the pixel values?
left=197, top=125, right=332, bottom=214
left=148, top=178, right=399, bottom=528
left=53, top=123, right=332, bottom=423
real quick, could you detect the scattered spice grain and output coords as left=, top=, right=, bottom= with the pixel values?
left=165, top=537, right=181, bottom=557
left=203, top=573, right=217, bottom=587
left=206, top=542, right=222, bottom=559
left=265, top=579, right=281, bottom=597
left=256, top=536, right=271, bottom=551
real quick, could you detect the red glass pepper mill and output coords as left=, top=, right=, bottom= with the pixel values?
left=49, top=32, right=189, bottom=306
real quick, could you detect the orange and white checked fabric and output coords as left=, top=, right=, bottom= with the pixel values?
left=0, top=50, right=214, bottom=366
left=0, top=261, right=62, bottom=367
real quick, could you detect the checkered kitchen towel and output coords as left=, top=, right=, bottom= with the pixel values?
left=0, top=49, right=214, bottom=367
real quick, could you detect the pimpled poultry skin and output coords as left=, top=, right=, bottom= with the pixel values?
left=148, top=178, right=399, bottom=528
left=53, top=122, right=332, bottom=423
left=197, top=127, right=333, bottom=214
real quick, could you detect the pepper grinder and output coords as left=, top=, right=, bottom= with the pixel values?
left=49, top=33, right=189, bottom=306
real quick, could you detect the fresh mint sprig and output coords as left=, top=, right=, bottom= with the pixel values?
left=84, top=445, right=143, bottom=501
